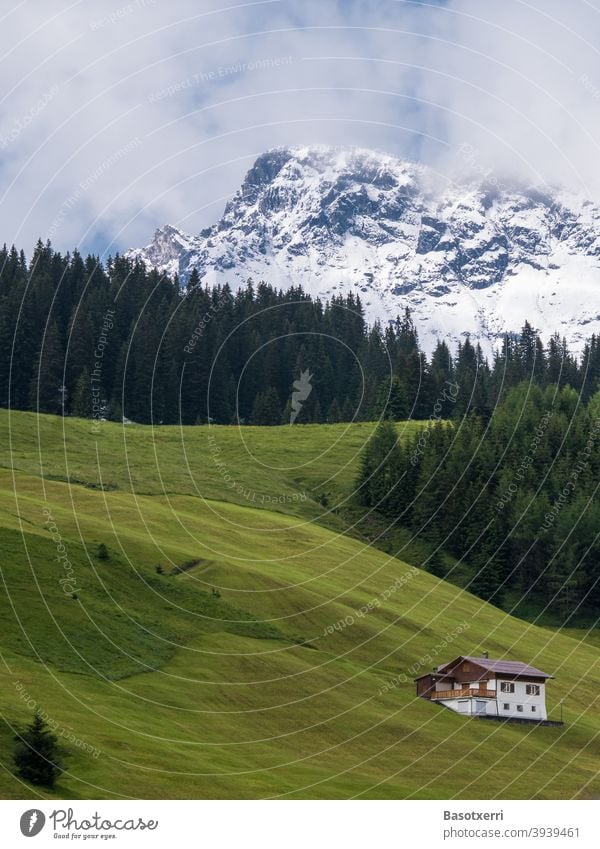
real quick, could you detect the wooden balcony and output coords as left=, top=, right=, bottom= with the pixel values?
left=430, top=687, right=496, bottom=700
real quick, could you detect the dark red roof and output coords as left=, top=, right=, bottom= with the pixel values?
left=436, top=655, right=553, bottom=679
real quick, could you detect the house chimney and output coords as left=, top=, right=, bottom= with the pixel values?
left=482, top=650, right=489, bottom=659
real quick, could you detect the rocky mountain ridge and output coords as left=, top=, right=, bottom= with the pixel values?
left=128, top=145, right=600, bottom=353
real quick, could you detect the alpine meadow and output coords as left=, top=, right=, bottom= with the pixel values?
left=0, top=408, right=599, bottom=800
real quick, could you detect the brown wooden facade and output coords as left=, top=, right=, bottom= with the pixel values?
left=415, top=655, right=551, bottom=700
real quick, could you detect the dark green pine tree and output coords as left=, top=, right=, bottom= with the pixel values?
left=206, top=330, right=234, bottom=424
left=423, top=535, right=447, bottom=578
left=252, top=387, right=281, bottom=425
left=327, top=398, right=342, bottom=423
left=516, top=320, right=538, bottom=379
left=546, top=547, right=579, bottom=620
left=341, top=396, right=355, bottom=422
left=411, top=440, right=445, bottom=537
left=311, top=398, right=324, bottom=424
left=356, top=419, right=402, bottom=509
left=10, top=295, right=38, bottom=410
left=281, top=398, right=293, bottom=424
left=128, top=312, right=163, bottom=424
left=29, top=321, right=66, bottom=414
left=429, top=339, right=455, bottom=413
left=108, top=341, right=128, bottom=421
left=71, top=368, right=92, bottom=418
left=546, top=333, right=565, bottom=386
left=385, top=376, right=410, bottom=420
left=0, top=309, right=12, bottom=407
left=13, top=711, right=64, bottom=788
left=65, top=310, right=95, bottom=409
left=363, top=321, right=389, bottom=412
left=186, top=267, right=201, bottom=291
left=453, top=337, right=479, bottom=417
left=468, top=518, right=507, bottom=606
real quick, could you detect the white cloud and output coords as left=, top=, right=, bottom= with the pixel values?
left=0, top=0, right=599, bottom=256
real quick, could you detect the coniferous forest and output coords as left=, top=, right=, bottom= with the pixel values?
left=357, top=386, right=600, bottom=619
left=4, top=240, right=600, bottom=427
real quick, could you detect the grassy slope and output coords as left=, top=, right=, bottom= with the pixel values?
left=0, top=410, right=598, bottom=800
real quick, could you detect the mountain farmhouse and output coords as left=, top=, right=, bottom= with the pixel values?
left=415, top=654, right=556, bottom=722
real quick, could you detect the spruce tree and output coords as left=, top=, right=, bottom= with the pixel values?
left=385, top=376, right=409, bottom=420
left=13, top=711, right=64, bottom=788
left=252, top=387, right=281, bottom=425
left=341, top=396, right=355, bottom=422
left=327, top=398, right=342, bottom=423
left=71, top=368, right=92, bottom=418
left=29, top=321, right=66, bottom=414
left=356, top=419, right=401, bottom=509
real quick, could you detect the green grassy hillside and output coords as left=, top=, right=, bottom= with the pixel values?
left=0, top=410, right=598, bottom=799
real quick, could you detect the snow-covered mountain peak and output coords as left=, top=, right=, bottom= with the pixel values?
left=128, top=145, right=600, bottom=353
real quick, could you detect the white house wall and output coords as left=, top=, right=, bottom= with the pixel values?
left=496, top=679, right=547, bottom=720
left=437, top=679, right=547, bottom=720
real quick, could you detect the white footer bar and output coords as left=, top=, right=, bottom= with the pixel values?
left=0, top=799, right=597, bottom=848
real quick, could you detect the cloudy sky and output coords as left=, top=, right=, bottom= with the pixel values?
left=1, top=0, right=600, bottom=257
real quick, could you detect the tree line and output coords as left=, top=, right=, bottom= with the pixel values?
left=3, top=240, right=600, bottom=426
left=357, top=384, right=600, bottom=619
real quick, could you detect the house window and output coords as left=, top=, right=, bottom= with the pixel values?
left=463, top=662, right=471, bottom=672
left=517, top=705, right=524, bottom=712
left=503, top=703, right=510, bottom=710
left=500, top=682, right=515, bottom=693
left=526, top=684, right=540, bottom=696
left=531, top=706, right=536, bottom=712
